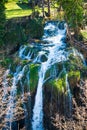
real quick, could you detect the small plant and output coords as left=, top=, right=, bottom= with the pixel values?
left=7, top=73, right=13, bottom=78
left=0, top=58, right=12, bottom=67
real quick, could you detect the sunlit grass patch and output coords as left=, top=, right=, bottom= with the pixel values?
left=5, top=1, right=32, bottom=19
left=6, top=9, right=32, bottom=19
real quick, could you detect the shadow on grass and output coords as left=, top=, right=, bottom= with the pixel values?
left=16, top=2, right=32, bottom=10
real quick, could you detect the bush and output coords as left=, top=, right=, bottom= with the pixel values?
left=27, top=18, right=44, bottom=39
left=0, top=0, right=6, bottom=46
left=0, top=58, right=13, bottom=67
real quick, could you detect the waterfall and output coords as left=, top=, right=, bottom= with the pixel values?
left=32, top=64, right=45, bottom=130
left=32, top=22, right=67, bottom=130
left=1, top=21, right=86, bottom=130
left=19, top=45, right=27, bottom=58
left=5, top=65, right=27, bottom=126
left=65, top=74, right=72, bottom=117
left=2, top=69, right=10, bottom=101
left=73, top=48, right=86, bottom=65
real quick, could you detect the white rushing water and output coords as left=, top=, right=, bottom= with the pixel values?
left=73, top=48, right=86, bottom=65
left=5, top=65, right=28, bottom=125
left=66, top=73, right=72, bottom=116
left=32, top=22, right=68, bottom=130
left=2, top=69, right=10, bottom=101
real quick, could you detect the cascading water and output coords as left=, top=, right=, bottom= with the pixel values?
left=73, top=48, right=86, bottom=65
left=65, top=73, right=72, bottom=117
left=2, top=69, right=10, bottom=101
left=5, top=65, right=28, bottom=128
left=32, top=22, right=68, bottom=130
left=1, top=21, right=87, bottom=130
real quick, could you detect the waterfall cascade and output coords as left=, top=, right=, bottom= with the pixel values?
left=1, top=21, right=86, bottom=130
left=32, top=22, right=67, bottom=130
left=73, top=48, right=86, bottom=65
left=2, top=69, right=10, bottom=101
left=65, top=73, right=72, bottom=117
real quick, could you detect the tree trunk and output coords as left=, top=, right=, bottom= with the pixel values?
left=74, top=26, right=81, bottom=40
left=32, top=0, right=35, bottom=16
left=42, top=0, right=45, bottom=17
left=47, top=0, right=50, bottom=17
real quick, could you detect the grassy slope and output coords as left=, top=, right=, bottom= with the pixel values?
left=5, top=1, right=32, bottom=19
left=5, top=0, right=57, bottom=19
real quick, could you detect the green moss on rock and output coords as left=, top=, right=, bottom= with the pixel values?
left=68, top=70, right=80, bottom=91
left=30, top=63, right=39, bottom=91
left=45, top=70, right=66, bottom=96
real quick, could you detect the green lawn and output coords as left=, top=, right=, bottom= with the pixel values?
left=5, top=1, right=33, bottom=19
left=5, top=0, right=58, bottom=19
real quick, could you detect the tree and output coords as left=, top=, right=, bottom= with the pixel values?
left=47, top=0, right=51, bottom=17
left=0, top=0, right=6, bottom=46
left=42, top=0, right=45, bottom=17
left=58, top=0, right=83, bottom=38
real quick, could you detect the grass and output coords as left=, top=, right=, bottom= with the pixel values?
left=5, top=1, right=33, bottom=19
left=5, top=0, right=59, bottom=19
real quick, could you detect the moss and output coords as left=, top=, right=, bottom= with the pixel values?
left=46, top=70, right=66, bottom=96
left=29, top=63, right=39, bottom=91
left=68, top=70, right=80, bottom=90
left=21, top=59, right=31, bottom=65
left=7, top=73, right=13, bottom=78
left=50, top=77, right=66, bottom=93
left=68, top=70, right=80, bottom=81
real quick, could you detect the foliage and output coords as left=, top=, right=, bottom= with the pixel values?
left=7, top=73, right=13, bottom=78
left=4, top=22, right=27, bottom=44
left=57, top=0, right=84, bottom=36
left=27, top=18, right=44, bottom=39
left=0, top=57, right=13, bottom=67
left=80, top=30, right=87, bottom=40
left=4, top=17, right=44, bottom=45
left=0, top=0, right=6, bottom=46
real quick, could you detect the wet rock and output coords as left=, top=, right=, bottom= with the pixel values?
left=41, top=54, right=48, bottom=62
